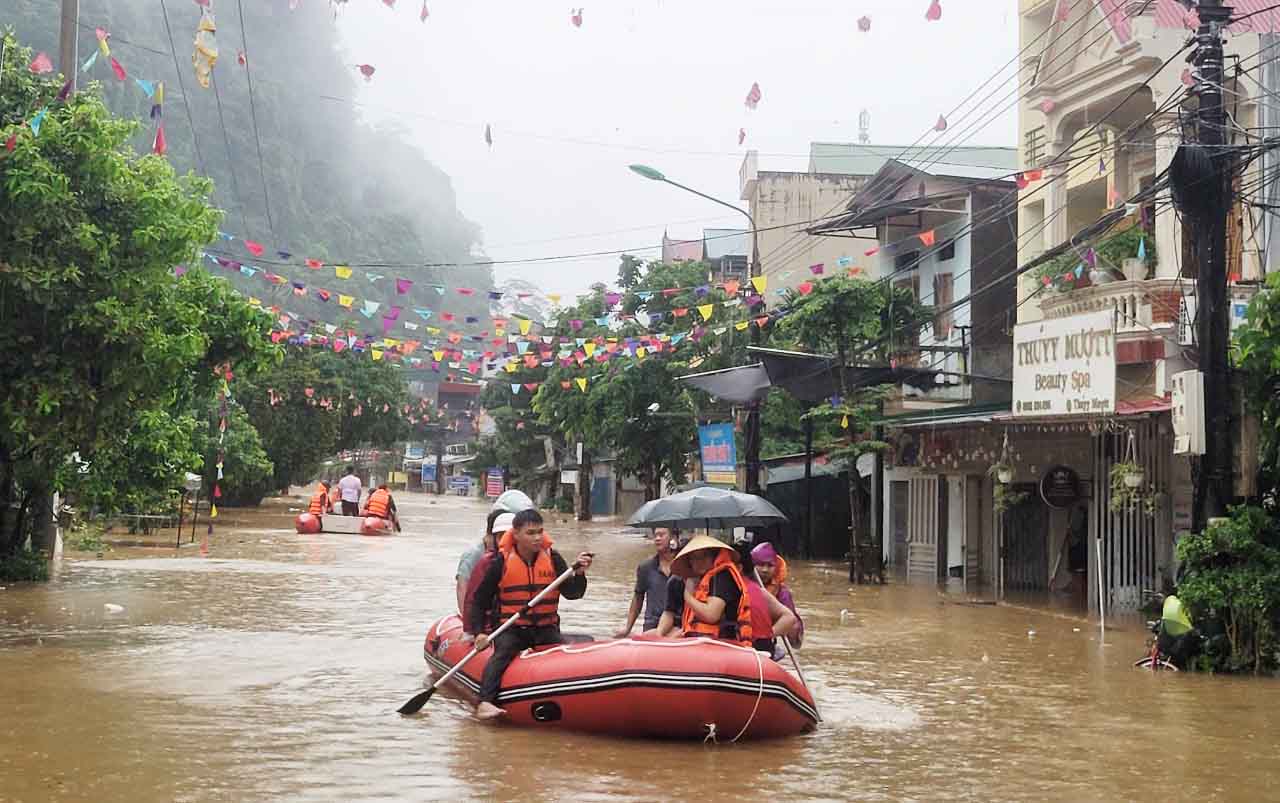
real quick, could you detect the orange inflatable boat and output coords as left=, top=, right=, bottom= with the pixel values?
left=294, top=514, right=394, bottom=536
left=422, top=614, right=818, bottom=741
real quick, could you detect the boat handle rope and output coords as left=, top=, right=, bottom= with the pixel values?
left=730, top=646, right=766, bottom=743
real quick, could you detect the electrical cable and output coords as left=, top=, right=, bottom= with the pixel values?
left=158, top=0, right=209, bottom=180
left=234, top=0, right=277, bottom=246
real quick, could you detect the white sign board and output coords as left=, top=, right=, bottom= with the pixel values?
left=560, top=470, right=578, bottom=485
left=1013, top=310, right=1115, bottom=417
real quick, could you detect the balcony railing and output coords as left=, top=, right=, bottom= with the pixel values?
left=1039, top=277, right=1193, bottom=335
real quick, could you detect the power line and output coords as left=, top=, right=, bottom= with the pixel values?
left=157, top=0, right=208, bottom=180
left=235, top=0, right=277, bottom=246
left=211, top=69, right=251, bottom=239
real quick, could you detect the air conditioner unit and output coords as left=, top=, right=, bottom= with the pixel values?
left=1171, top=369, right=1205, bottom=455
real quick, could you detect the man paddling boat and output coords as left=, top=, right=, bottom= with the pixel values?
left=464, top=508, right=592, bottom=720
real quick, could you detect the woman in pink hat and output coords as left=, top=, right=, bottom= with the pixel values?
left=751, top=541, right=803, bottom=648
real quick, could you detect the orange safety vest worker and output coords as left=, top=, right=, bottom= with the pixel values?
left=308, top=485, right=330, bottom=515
left=682, top=552, right=754, bottom=646
left=366, top=488, right=392, bottom=519
left=496, top=544, right=561, bottom=627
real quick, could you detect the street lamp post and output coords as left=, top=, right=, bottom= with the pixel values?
left=629, top=164, right=764, bottom=496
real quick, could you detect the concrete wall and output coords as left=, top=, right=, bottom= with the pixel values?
left=746, top=171, right=867, bottom=301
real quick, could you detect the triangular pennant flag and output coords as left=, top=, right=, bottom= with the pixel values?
left=750, top=276, right=767, bottom=293
left=809, top=263, right=824, bottom=276
left=797, top=281, right=814, bottom=295
left=575, top=377, right=588, bottom=392
left=519, top=319, right=533, bottom=336
left=339, top=295, right=354, bottom=308
left=511, top=383, right=522, bottom=394
left=335, top=265, right=352, bottom=279
left=918, top=229, right=936, bottom=247
left=697, top=304, right=715, bottom=321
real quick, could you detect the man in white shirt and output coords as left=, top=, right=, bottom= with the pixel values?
left=337, top=466, right=362, bottom=516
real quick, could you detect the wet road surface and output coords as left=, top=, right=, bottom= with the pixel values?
left=2, top=493, right=1278, bottom=802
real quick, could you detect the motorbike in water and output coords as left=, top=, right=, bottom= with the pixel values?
left=1133, top=590, right=1201, bottom=671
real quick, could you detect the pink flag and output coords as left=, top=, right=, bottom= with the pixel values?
left=738, top=128, right=746, bottom=145
left=421, top=2, right=429, bottom=21
left=244, top=240, right=265, bottom=256
left=153, top=123, right=167, bottom=155
left=1038, top=99, right=1056, bottom=114
left=110, top=56, right=127, bottom=81
left=934, top=114, right=947, bottom=132
left=857, top=15, right=871, bottom=32
left=571, top=8, right=583, bottom=27
left=29, top=52, right=53, bottom=74
left=358, top=64, right=375, bottom=81
left=744, top=81, right=762, bottom=110
left=396, top=278, right=413, bottom=294
left=306, top=258, right=324, bottom=269
left=925, top=0, right=942, bottom=21
left=797, top=281, right=814, bottom=296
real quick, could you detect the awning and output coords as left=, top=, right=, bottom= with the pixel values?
left=879, top=402, right=1010, bottom=428
left=678, top=363, right=772, bottom=404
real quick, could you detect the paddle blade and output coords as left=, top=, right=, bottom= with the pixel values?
left=397, top=687, right=435, bottom=715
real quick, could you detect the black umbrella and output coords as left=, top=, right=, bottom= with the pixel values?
left=627, top=486, right=788, bottom=530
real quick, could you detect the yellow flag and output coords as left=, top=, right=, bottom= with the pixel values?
left=841, top=414, right=849, bottom=429
left=636, top=347, right=647, bottom=360
left=335, top=265, right=353, bottom=279
left=697, top=303, right=714, bottom=321
left=209, top=503, right=218, bottom=519
left=734, top=321, right=749, bottom=331
left=383, top=338, right=398, bottom=348
left=427, top=326, right=441, bottom=335
left=339, top=295, right=354, bottom=308
left=504, top=362, right=517, bottom=373
left=433, top=349, right=445, bottom=361
left=372, top=349, right=384, bottom=361
left=584, top=342, right=597, bottom=357
left=519, top=319, right=533, bottom=336
left=575, top=377, right=587, bottom=392
left=548, top=293, right=562, bottom=304
left=751, top=276, right=768, bottom=293
left=248, top=297, right=261, bottom=307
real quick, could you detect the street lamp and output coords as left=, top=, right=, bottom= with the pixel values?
left=628, top=163, right=764, bottom=496
left=627, top=164, right=760, bottom=278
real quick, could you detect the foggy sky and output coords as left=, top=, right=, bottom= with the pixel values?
left=332, top=0, right=1018, bottom=298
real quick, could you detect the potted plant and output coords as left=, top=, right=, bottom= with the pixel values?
left=1110, top=460, right=1148, bottom=512
left=993, top=482, right=1028, bottom=514
left=989, top=460, right=1013, bottom=485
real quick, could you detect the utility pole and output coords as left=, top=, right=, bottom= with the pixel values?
left=1192, top=1, right=1234, bottom=530
left=59, top=0, right=79, bottom=93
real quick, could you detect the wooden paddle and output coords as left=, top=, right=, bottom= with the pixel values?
left=397, top=560, right=585, bottom=715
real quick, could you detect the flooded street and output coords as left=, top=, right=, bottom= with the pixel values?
left=2, top=493, right=1278, bottom=802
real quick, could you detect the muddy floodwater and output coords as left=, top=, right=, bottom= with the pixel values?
left=2, top=493, right=1279, bottom=802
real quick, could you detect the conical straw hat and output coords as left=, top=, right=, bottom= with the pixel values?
left=670, top=534, right=733, bottom=578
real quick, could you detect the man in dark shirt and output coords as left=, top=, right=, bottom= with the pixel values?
left=615, top=527, right=680, bottom=637
left=464, top=509, right=592, bottom=720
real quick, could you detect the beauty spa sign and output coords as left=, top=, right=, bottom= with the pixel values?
left=1012, top=309, right=1116, bottom=416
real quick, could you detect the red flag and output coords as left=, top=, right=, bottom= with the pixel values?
left=4, top=133, right=16, bottom=152
left=29, top=52, right=53, bottom=74
left=738, top=128, right=746, bottom=145
left=153, top=123, right=167, bottom=155
left=797, top=281, right=814, bottom=296
left=1038, top=98, right=1056, bottom=114
left=744, top=81, right=762, bottom=110
left=925, top=0, right=942, bottom=21
left=384, top=0, right=396, bottom=5
left=237, top=50, right=247, bottom=66
left=918, top=229, right=936, bottom=247
left=110, top=56, right=127, bottom=81
left=358, top=64, right=375, bottom=81
left=244, top=239, right=265, bottom=256
left=934, top=114, right=947, bottom=132
left=306, top=258, right=323, bottom=269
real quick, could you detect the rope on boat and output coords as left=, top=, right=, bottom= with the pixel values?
left=703, top=723, right=718, bottom=744
left=730, top=647, right=765, bottom=743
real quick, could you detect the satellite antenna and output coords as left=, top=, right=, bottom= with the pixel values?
left=858, top=109, right=871, bottom=144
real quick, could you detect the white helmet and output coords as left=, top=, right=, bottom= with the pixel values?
left=491, top=489, right=534, bottom=514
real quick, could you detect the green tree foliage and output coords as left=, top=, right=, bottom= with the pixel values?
left=0, top=32, right=277, bottom=558
left=617, top=254, right=642, bottom=289
left=1234, top=270, right=1280, bottom=504
left=235, top=349, right=409, bottom=493
left=1176, top=506, right=1280, bottom=674
left=777, top=276, right=930, bottom=580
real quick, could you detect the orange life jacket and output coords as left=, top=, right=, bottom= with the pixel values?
left=682, top=552, right=753, bottom=646
left=497, top=544, right=561, bottom=627
left=308, top=486, right=330, bottom=515
left=367, top=488, right=391, bottom=518
left=763, top=556, right=788, bottom=598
